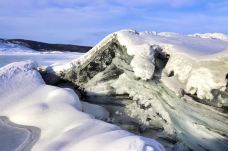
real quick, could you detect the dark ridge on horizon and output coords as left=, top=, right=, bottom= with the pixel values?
left=6, top=39, right=92, bottom=53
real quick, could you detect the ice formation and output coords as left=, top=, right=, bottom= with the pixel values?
left=53, top=29, right=228, bottom=102
left=117, top=30, right=228, bottom=100
left=47, top=29, right=228, bottom=151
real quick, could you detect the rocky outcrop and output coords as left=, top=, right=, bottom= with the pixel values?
left=41, top=30, right=228, bottom=151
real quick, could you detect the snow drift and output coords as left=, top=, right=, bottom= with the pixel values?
left=0, top=61, right=165, bottom=151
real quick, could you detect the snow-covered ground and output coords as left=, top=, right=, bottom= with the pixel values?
left=0, top=40, right=84, bottom=67
left=0, top=53, right=83, bottom=68
left=0, top=61, right=165, bottom=151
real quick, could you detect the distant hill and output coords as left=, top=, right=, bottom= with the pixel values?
left=6, top=39, right=92, bottom=53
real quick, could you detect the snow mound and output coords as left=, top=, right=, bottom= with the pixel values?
left=189, top=33, right=228, bottom=41
left=0, top=61, right=165, bottom=151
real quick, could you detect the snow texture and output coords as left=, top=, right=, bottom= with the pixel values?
left=117, top=30, right=228, bottom=100
left=0, top=61, right=165, bottom=151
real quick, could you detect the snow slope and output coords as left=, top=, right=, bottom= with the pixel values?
left=0, top=61, right=165, bottom=151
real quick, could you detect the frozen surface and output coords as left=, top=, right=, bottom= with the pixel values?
left=0, top=117, right=31, bottom=151
left=0, top=53, right=83, bottom=68
left=0, top=40, right=84, bottom=67
left=0, top=116, right=40, bottom=151
left=0, top=61, right=165, bottom=151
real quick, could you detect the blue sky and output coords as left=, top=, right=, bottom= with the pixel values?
left=0, top=0, right=228, bottom=46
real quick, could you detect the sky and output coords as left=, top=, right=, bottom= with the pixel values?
left=0, top=0, right=228, bottom=46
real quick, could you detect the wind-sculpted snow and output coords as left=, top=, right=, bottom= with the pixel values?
left=0, top=61, right=165, bottom=151
left=117, top=30, right=228, bottom=102
left=46, top=29, right=228, bottom=151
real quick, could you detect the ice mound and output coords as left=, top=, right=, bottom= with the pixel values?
left=0, top=61, right=165, bottom=151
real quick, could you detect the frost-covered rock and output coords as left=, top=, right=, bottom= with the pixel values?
left=0, top=61, right=165, bottom=151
